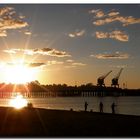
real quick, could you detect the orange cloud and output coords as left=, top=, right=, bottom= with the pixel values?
left=66, top=59, right=74, bottom=63
left=0, top=6, right=28, bottom=37
left=47, top=60, right=64, bottom=65
left=108, top=11, right=120, bottom=17
left=72, top=62, right=86, bottom=66
left=0, top=7, right=14, bottom=16
left=0, top=30, right=7, bottom=37
left=95, top=31, right=108, bottom=39
left=91, top=9, right=140, bottom=26
left=93, top=16, right=140, bottom=26
left=95, top=30, right=129, bottom=42
left=89, top=9, right=105, bottom=18
left=3, top=48, right=71, bottom=57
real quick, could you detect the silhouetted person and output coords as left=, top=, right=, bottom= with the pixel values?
left=99, top=102, right=103, bottom=113
left=84, top=101, right=88, bottom=111
left=111, top=102, right=116, bottom=114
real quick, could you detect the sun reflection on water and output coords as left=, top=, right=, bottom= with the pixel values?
left=9, top=94, right=28, bottom=109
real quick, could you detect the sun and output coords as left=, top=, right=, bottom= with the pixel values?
left=4, top=60, right=37, bottom=84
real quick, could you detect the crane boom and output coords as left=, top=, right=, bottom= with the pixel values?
left=104, top=70, right=112, bottom=79
left=98, top=70, right=112, bottom=79
left=97, top=70, right=112, bottom=87
left=115, top=68, right=123, bottom=79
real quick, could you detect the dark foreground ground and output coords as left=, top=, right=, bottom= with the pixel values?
left=0, top=107, right=140, bottom=138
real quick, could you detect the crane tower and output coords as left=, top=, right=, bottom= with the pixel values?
left=111, top=68, right=123, bottom=88
left=97, top=70, right=112, bottom=87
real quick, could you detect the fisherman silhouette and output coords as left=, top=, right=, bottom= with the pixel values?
left=99, top=102, right=103, bottom=113
left=111, top=102, right=116, bottom=114
left=84, top=101, right=88, bottom=111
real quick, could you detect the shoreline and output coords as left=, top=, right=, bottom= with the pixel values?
left=0, top=106, right=140, bottom=137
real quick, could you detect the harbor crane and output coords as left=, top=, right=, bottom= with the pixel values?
left=97, top=70, right=112, bottom=87
left=111, top=68, right=123, bottom=88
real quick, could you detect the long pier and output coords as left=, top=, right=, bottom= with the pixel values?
left=0, top=88, right=139, bottom=98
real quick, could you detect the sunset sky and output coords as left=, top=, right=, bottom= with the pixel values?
left=0, top=4, right=140, bottom=89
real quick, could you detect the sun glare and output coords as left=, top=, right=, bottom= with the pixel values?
left=9, top=94, right=28, bottom=109
left=4, top=60, right=37, bottom=84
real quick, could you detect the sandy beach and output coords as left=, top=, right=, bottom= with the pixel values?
left=0, top=106, right=139, bottom=137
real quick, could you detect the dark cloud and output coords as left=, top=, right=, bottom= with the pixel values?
left=90, top=52, right=130, bottom=59
left=28, top=63, right=46, bottom=67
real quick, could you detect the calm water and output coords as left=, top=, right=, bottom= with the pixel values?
left=1, top=96, right=140, bottom=116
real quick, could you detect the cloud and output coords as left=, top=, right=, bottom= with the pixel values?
left=93, top=15, right=140, bottom=26
left=121, top=16, right=140, bottom=26
left=91, top=9, right=140, bottom=26
left=3, top=48, right=71, bottom=57
left=4, top=61, right=46, bottom=69
left=89, top=9, right=100, bottom=14
left=68, top=29, right=85, bottom=38
left=65, top=65, right=76, bottom=68
left=19, top=15, right=25, bottom=19
left=93, top=16, right=121, bottom=26
left=65, top=61, right=86, bottom=68
left=3, top=48, right=21, bottom=54
left=95, top=30, right=129, bottom=42
left=66, top=59, right=74, bottom=63
left=1, top=20, right=28, bottom=30
left=109, top=65, right=135, bottom=69
left=6, top=62, right=46, bottom=67
left=0, top=6, right=28, bottom=37
left=95, top=31, right=108, bottom=39
left=108, top=11, right=120, bottom=17
left=109, top=30, right=129, bottom=41
left=0, top=30, right=7, bottom=37
left=72, top=62, right=86, bottom=66
left=89, top=9, right=119, bottom=18
left=109, top=65, right=127, bottom=68
left=27, top=48, right=71, bottom=57
left=89, top=9, right=105, bottom=18
left=0, top=7, right=14, bottom=16
left=47, top=60, right=64, bottom=65
left=28, top=63, right=46, bottom=67
left=95, top=10, right=105, bottom=18
left=24, top=31, right=32, bottom=35
left=90, top=52, right=130, bottom=59
left=3, top=50, right=16, bottom=54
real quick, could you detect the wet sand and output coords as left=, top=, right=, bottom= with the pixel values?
left=0, top=107, right=140, bottom=137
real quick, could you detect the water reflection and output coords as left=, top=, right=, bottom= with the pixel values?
left=0, top=96, right=140, bottom=116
